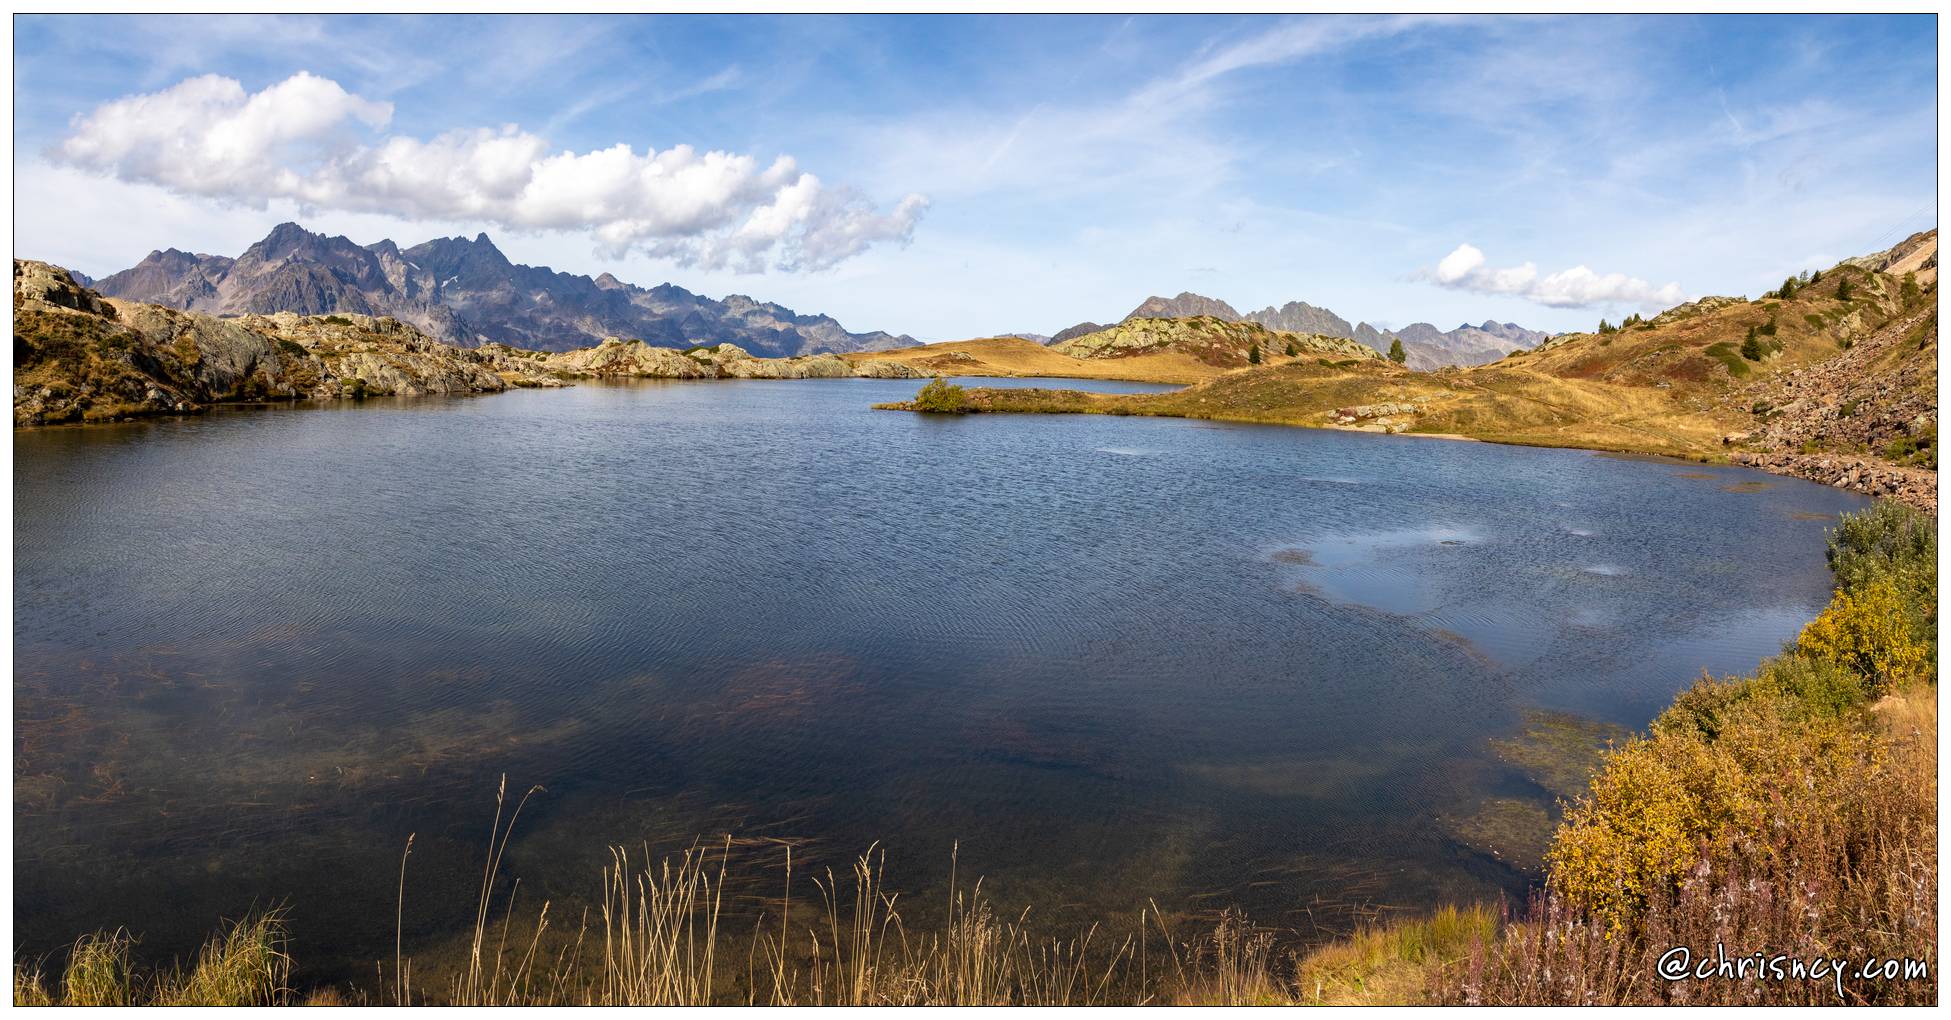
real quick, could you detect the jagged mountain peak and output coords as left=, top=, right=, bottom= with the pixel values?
left=1124, top=292, right=1243, bottom=322
left=92, top=221, right=916, bottom=357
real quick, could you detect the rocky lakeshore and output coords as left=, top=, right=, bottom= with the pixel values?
left=13, top=260, right=925, bottom=427
left=1730, top=451, right=1937, bottom=513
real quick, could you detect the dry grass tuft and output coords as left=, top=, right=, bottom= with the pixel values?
left=160, top=911, right=292, bottom=1006
left=1292, top=904, right=1498, bottom=1005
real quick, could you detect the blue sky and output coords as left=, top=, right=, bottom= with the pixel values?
left=13, top=13, right=1939, bottom=339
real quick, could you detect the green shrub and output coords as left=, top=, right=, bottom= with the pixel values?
left=910, top=378, right=968, bottom=413
left=1883, top=425, right=1937, bottom=470
left=1387, top=339, right=1407, bottom=364
left=1828, top=502, right=1936, bottom=638
left=1705, top=342, right=1749, bottom=377
left=1759, top=654, right=1871, bottom=721
left=1248, top=343, right=1261, bottom=365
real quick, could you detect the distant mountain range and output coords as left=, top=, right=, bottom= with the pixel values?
left=1048, top=291, right=1552, bottom=369
left=91, top=223, right=918, bottom=357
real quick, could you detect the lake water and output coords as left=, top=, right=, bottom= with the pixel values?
left=13, top=377, right=1867, bottom=981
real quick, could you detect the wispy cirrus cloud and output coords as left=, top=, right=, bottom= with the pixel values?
left=54, top=71, right=925, bottom=272
left=1426, top=243, right=1688, bottom=310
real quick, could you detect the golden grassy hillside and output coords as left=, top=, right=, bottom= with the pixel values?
left=880, top=234, right=1938, bottom=497
left=850, top=318, right=1380, bottom=385
left=849, top=335, right=1222, bottom=384
left=895, top=358, right=1735, bottom=458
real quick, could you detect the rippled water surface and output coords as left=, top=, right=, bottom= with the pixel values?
left=14, top=377, right=1866, bottom=977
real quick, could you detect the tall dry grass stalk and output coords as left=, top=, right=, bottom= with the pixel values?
left=450, top=775, right=547, bottom=1005
left=396, top=828, right=1147, bottom=1005
left=597, top=839, right=727, bottom=1005
left=780, top=843, right=1135, bottom=1005
left=1165, top=909, right=1282, bottom=1005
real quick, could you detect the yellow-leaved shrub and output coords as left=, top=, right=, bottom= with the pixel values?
left=1546, top=675, right=1874, bottom=934
left=1545, top=736, right=1729, bottom=931
left=1795, top=575, right=1930, bottom=686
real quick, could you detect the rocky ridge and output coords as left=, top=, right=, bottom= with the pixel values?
left=91, top=223, right=919, bottom=357
left=1050, top=315, right=1381, bottom=367
left=15, top=260, right=923, bottom=427
left=1050, top=321, right=1109, bottom=344
left=1111, top=291, right=1548, bottom=368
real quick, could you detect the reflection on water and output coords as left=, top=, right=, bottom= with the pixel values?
left=14, top=377, right=1866, bottom=980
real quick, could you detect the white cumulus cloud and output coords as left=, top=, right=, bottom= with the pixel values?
left=1428, top=243, right=1687, bottom=310
left=55, top=72, right=925, bottom=272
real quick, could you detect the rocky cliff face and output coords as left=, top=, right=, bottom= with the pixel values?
left=1844, top=229, right=1939, bottom=285
left=15, top=260, right=924, bottom=427
left=1050, top=321, right=1108, bottom=344
left=91, top=223, right=919, bottom=357
left=1242, top=300, right=1354, bottom=338
left=1123, top=292, right=1244, bottom=322
left=1051, top=315, right=1380, bottom=367
left=14, top=259, right=542, bottom=426
left=519, top=339, right=924, bottom=381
